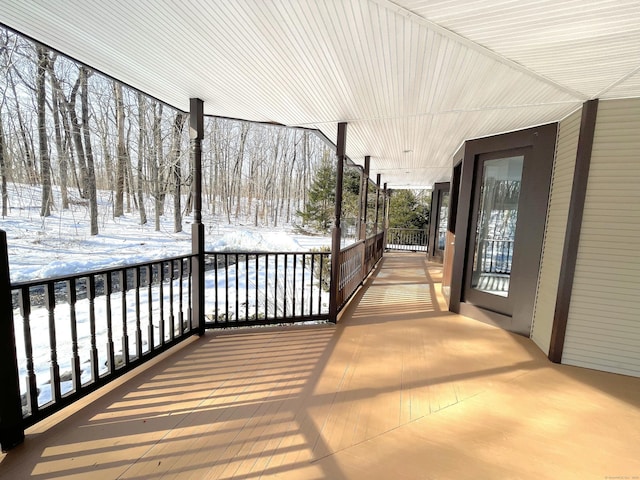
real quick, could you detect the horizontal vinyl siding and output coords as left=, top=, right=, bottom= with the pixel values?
left=530, top=108, right=582, bottom=354
left=562, top=98, right=640, bottom=377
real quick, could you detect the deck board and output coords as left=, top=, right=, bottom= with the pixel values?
left=2, top=252, right=639, bottom=479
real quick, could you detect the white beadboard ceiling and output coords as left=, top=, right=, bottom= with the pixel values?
left=1, top=0, right=639, bottom=187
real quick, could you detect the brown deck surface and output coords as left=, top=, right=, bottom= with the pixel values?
left=1, top=253, right=639, bottom=479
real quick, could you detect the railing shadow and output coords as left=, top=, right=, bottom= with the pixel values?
left=0, top=325, right=351, bottom=479
left=2, top=251, right=638, bottom=478
left=0, top=251, right=532, bottom=479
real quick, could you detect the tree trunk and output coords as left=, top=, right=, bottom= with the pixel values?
left=234, top=122, right=248, bottom=220
left=285, top=132, right=299, bottom=223
left=67, top=77, right=88, bottom=197
left=183, top=121, right=193, bottom=218
left=124, top=122, right=135, bottom=213
left=209, top=122, right=218, bottom=215
left=136, top=93, right=147, bottom=225
left=152, top=101, right=163, bottom=231
left=55, top=86, right=83, bottom=196
left=113, top=82, right=126, bottom=217
left=7, top=69, right=37, bottom=185
left=248, top=151, right=256, bottom=226
left=213, top=147, right=219, bottom=217
left=171, top=112, right=186, bottom=233
left=302, top=131, right=309, bottom=212
left=37, top=46, right=52, bottom=217
left=99, top=121, right=113, bottom=192
left=80, top=67, right=99, bottom=235
left=49, top=60, right=69, bottom=210
left=0, top=115, right=8, bottom=217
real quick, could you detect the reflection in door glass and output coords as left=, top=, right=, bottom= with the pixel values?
left=471, top=156, right=523, bottom=297
left=437, top=192, right=449, bottom=250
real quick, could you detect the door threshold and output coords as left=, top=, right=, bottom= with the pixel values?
left=458, top=303, right=529, bottom=337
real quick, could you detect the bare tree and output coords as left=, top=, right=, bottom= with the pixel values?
left=0, top=114, right=7, bottom=217
left=66, top=75, right=89, bottom=197
left=80, top=66, right=98, bottom=235
left=0, top=25, right=337, bottom=235
left=169, top=112, right=186, bottom=233
left=0, top=33, right=12, bottom=217
left=233, top=122, right=249, bottom=220
left=136, top=92, right=147, bottom=225
left=48, top=65, right=83, bottom=196
left=113, top=81, right=126, bottom=217
left=124, top=110, right=135, bottom=213
left=47, top=53, right=71, bottom=210
left=36, top=45, right=52, bottom=217
left=151, top=100, right=164, bottom=231
left=2, top=33, right=37, bottom=185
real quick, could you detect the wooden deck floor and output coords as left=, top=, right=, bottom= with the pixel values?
left=1, top=253, right=639, bottom=479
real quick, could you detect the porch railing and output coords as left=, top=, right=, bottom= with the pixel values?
left=203, top=251, right=330, bottom=328
left=336, top=231, right=384, bottom=310
left=0, top=231, right=384, bottom=448
left=9, top=255, right=196, bottom=427
left=365, top=231, right=385, bottom=272
left=477, top=239, right=514, bottom=274
left=385, top=228, right=429, bottom=252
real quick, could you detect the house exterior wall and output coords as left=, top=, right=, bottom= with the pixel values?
left=561, top=98, right=640, bottom=377
left=531, top=108, right=582, bottom=354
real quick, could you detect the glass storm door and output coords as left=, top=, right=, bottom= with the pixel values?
left=437, top=191, right=449, bottom=254
left=464, top=150, right=525, bottom=315
left=429, top=182, right=450, bottom=262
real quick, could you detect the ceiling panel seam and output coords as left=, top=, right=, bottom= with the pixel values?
left=594, top=64, right=640, bottom=99
left=294, top=100, right=582, bottom=127
left=368, top=0, right=590, bottom=101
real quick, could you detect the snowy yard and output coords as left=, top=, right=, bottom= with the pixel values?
left=2, top=183, right=330, bottom=283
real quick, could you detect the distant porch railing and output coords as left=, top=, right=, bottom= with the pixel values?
left=336, top=231, right=384, bottom=310
left=385, top=228, right=429, bottom=252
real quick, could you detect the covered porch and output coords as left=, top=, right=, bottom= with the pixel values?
left=2, top=252, right=638, bottom=479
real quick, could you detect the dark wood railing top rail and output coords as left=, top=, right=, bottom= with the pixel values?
left=10, top=253, right=196, bottom=289
left=203, top=250, right=320, bottom=255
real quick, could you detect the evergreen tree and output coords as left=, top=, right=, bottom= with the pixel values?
left=342, top=167, right=360, bottom=220
left=298, top=154, right=362, bottom=233
left=388, top=189, right=430, bottom=229
left=298, top=151, right=336, bottom=232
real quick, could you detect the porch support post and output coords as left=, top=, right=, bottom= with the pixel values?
left=373, top=173, right=381, bottom=235
left=359, top=156, right=370, bottom=240
left=548, top=99, right=599, bottom=363
left=382, top=183, right=389, bottom=244
left=0, top=230, right=25, bottom=451
left=329, top=122, right=347, bottom=323
left=190, top=98, right=205, bottom=336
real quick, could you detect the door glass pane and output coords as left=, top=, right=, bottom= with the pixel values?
left=437, top=192, right=449, bottom=251
left=471, top=155, right=524, bottom=297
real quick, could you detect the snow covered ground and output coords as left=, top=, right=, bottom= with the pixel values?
left=2, top=183, right=330, bottom=282
left=2, top=183, right=331, bottom=413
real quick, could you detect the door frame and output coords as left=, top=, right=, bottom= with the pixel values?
left=428, top=182, right=450, bottom=262
left=448, top=123, right=558, bottom=335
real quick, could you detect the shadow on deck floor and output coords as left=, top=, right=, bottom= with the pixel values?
left=1, top=253, right=639, bottom=479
